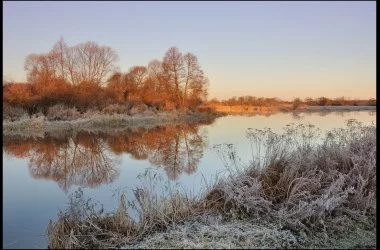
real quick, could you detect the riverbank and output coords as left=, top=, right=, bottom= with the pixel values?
left=46, top=121, right=376, bottom=249
left=199, top=104, right=376, bottom=115
left=299, top=105, right=376, bottom=112
left=203, top=103, right=293, bottom=114
left=2, top=111, right=222, bottom=136
left=3, top=106, right=376, bottom=136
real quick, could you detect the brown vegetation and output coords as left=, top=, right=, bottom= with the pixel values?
left=3, top=39, right=209, bottom=119
left=2, top=38, right=376, bottom=121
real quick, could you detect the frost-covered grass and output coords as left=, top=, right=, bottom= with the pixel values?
left=46, top=120, right=376, bottom=249
left=123, top=212, right=376, bottom=249
left=3, top=111, right=220, bottom=135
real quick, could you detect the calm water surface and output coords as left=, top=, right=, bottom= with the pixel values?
left=3, top=111, right=376, bottom=248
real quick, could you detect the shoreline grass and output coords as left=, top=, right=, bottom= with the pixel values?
left=46, top=120, right=376, bottom=249
left=3, top=111, right=222, bottom=136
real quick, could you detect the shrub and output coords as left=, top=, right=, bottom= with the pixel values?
left=368, top=98, right=376, bottom=106
left=3, top=104, right=29, bottom=121
left=292, top=98, right=302, bottom=110
left=102, top=104, right=131, bottom=115
left=317, top=97, right=330, bottom=106
left=162, top=101, right=177, bottom=111
left=129, top=103, right=148, bottom=116
left=47, top=104, right=81, bottom=121
left=331, top=102, right=342, bottom=106
left=196, top=106, right=217, bottom=115
left=209, top=121, right=376, bottom=233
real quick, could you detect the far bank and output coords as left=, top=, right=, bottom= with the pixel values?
left=3, top=105, right=376, bottom=136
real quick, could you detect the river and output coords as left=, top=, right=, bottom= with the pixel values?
left=3, top=110, right=376, bottom=248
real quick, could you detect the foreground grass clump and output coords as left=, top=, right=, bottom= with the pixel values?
left=46, top=120, right=376, bottom=249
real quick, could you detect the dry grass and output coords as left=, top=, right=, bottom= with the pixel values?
left=46, top=119, right=376, bottom=249
left=123, top=212, right=376, bottom=249
left=207, top=120, right=376, bottom=233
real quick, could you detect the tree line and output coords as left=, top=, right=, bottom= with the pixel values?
left=4, top=38, right=209, bottom=114
left=208, top=96, right=376, bottom=107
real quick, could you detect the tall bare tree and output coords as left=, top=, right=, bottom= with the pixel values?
left=74, top=41, right=118, bottom=86
left=64, top=46, right=79, bottom=85
left=25, top=38, right=119, bottom=86
left=24, top=52, right=58, bottom=84
left=162, top=47, right=185, bottom=105
left=183, top=52, right=205, bottom=106
left=51, top=37, right=68, bottom=81
left=126, top=66, right=148, bottom=89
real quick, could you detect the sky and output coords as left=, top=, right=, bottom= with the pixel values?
left=3, top=1, right=376, bottom=100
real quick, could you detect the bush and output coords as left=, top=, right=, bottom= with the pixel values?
left=102, top=104, right=131, bottom=115
left=196, top=106, right=217, bottom=115
left=292, top=98, right=302, bottom=110
left=28, top=115, right=45, bottom=129
left=129, top=103, right=148, bottom=115
left=331, top=102, right=342, bottom=106
left=368, top=99, right=376, bottom=106
left=317, top=97, right=330, bottom=106
left=209, top=121, right=376, bottom=233
left=162, top=101, right=177, bottom=111
left=47, top=104, right=81, bottom=121
left=3, top=104, right=29, bottom=121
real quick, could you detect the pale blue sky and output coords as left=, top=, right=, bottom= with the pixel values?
left=3, top=1, right=376, bottom=100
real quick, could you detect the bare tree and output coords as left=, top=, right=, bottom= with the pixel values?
left=25, top=39, right=119, bottom=87
left=74, top=41, right=118, bottom=86
left=24, top=52, right=58, bottom=84
left=64, top=46, right=79, bottom=85
left=162, top=47, right=185, bottom=105
left=183, top=52, right=205, bottom=106
left=188, top=76, right=209, bottom=105
left=126, top=66, right=148, bottom=89
left=147, top=59, right=170, bottom=92
left=51, top=37, right=68, bottom=81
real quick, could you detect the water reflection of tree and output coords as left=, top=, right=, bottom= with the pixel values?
left=3, top=121, right=211, bottom=189
left=147, top=125, right=206, bottom=180
left=291, top=112, right=302, bottom=121
left=4, top=133, right=120, bottom=193
left=105, top=123, right=209, bottom=180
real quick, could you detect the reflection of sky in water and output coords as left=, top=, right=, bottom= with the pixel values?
left=3, top=111, right=376, bottom=248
